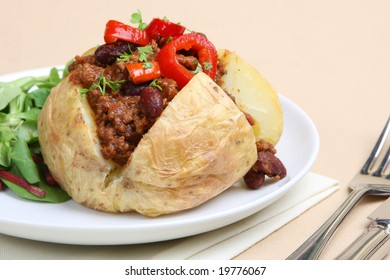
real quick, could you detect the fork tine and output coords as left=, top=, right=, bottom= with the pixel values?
left=361, top=116, right=390, bottom=175
left=372, top=144, right=390, bottom=177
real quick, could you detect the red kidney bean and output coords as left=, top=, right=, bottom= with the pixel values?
left=244, top=169, right=265, bottom=189
left=140, top=86, right=163, bottom=119
left=95, top=41, right=136, bottom=65
left=244, top=150, right=287, bottom=189
left=255, top=151, right=287, bottom=179
left=121, top=81, right=147, bottom=96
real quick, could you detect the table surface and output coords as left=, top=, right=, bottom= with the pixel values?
left=0, top=0, right=389, bottom=260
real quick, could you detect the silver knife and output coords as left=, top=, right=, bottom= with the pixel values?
left=336, top=197, right=390, bottom=260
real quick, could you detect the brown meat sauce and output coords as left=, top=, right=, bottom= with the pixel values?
left=67, top=39, right=286, bottom=188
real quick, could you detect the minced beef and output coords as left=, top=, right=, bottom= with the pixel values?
left=90, top=90, right=151, bottom=166
left=68, top=56, right=104, bottom=88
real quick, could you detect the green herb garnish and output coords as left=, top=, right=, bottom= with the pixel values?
left=116, top=44, right=134, bottom=62
left=203, top=61, right=213, bottom=70
left=130, top=9, right=148, bottom=30
left=149, top=79, right=163, bottom=91
left=80, top=75, right=125, bottom=96
left=137, top=46, right=154, bottom=62
left=192, top=62, right=203, bottom=74
left=117, top=52, right=133, bottom=62
left=117, top=45, right=154, bottom=64
left=142, top=62, right=154, bottom=69
left=191, top=61, right=213, bottom=74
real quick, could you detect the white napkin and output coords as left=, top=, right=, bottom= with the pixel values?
left=150, top=172, right=339, bottom=260
left=0, top=172, right=338, bottom=260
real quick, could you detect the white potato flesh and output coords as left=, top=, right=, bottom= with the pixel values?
left=218, top=49, right=283, bottom=145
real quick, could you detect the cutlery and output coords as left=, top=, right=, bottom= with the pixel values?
left=336, top=197, right=390, bottom=259
left=287, top=116, right=390, bottom=259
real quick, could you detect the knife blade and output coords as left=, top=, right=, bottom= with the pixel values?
left=336, top=197, right=390, bottom=260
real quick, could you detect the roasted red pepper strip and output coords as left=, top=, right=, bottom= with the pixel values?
left=126, top=61, right=161, bottom=84
left=145, top=18, right=186, bottom=39
left=156, top=33, right=218, bottom=89
left=104, top=20, right=151, bottom=45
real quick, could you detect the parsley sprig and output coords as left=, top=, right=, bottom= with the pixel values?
left=117, top=45, right=154, bottom=64
left=130, top=10, right=147, bottom=30
left=80, top=75, right=125, bottom=96
left=137, top=46, right=154, bottom=62
left=149, top=79, right=162, bottom=90
left=117, top=52, right=133, bottom=62
left=191, top=61, right=213, bottom=74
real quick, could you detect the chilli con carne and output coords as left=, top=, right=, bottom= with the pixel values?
left=67, top=15, right=286, bottom=189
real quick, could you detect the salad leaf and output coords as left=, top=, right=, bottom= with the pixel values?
left=0, top=66, right=71, bottom=203
left=1, top=178, right=70, bottom=202
left=0, top=77, right=32, bottom=111
left=10, top=139, right=40, bottom=184
left=0, top=142, right=11, bottom=167
left=25, top=88, right=51, bottom=109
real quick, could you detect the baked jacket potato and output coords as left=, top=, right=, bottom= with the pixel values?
left=38, top=19, right=285, bottom=217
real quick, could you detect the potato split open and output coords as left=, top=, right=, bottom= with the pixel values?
left=38, top=72, right=258, bottom=217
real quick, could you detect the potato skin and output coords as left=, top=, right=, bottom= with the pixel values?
left=37, top=76, right=115, bottom=210
left=38, top=72, right=257, bottom=217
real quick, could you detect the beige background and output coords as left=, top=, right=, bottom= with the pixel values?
left=0, top=0, right=389, bottom=259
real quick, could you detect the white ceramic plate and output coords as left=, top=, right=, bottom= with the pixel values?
left=0, top=66, right=319, bottom=245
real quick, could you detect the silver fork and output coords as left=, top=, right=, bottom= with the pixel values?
left=287, top=115, right=390, bottom=260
